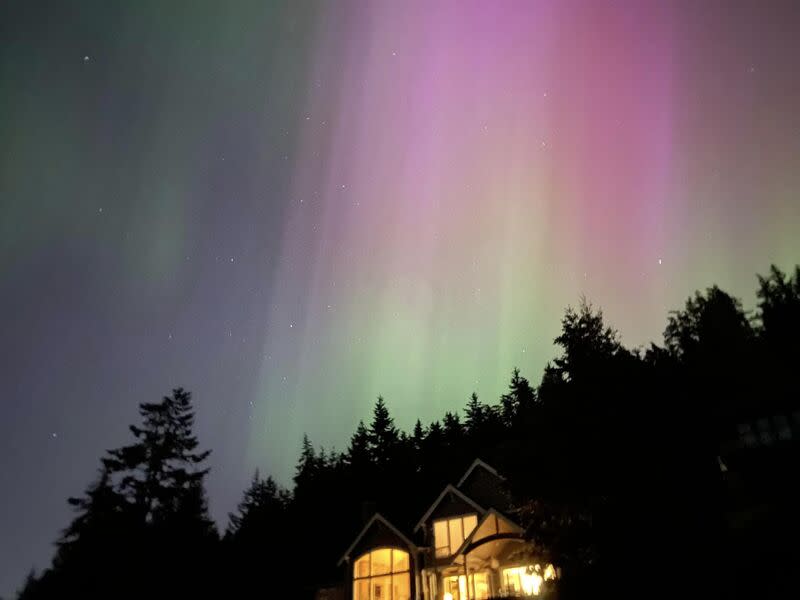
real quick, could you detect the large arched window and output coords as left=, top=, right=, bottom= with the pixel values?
left=353, top=548, right=411, bottom=600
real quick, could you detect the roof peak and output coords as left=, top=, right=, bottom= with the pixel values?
left=457, top=458, right=503, bottom=488
left=338, top=512, right=417, bottom=565
left=413, top=484, right=485, bottom=532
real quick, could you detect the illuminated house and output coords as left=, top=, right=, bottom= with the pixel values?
left=339, top=459, right=556, bottom=600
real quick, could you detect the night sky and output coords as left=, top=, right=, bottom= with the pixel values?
left=2, top=0, right=800, bottom=594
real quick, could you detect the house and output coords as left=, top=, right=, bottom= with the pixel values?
left=338, top=459, right=556, bottom=600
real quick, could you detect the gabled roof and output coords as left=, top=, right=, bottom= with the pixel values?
left=338, top=513, right=418, bottom=566
left=413, top=484, right=485, bottom=532
left=451, top=508, right=524, bottom=558
left=457, top=458, right=504, bottom=488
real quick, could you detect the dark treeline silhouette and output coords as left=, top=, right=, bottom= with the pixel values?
left=16, top=265, right=800, bottom=599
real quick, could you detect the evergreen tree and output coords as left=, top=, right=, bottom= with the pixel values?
left=426, top=420, right=444, bottom=449
left=464, top=393, right=486, bottom=435
left=347, top=421, right=371, bottom=469
left=227, top=471, right=287, bottom=539
left=15, top=569, right=40, bottom=600
left=755, top=265, right=800, bottom=413
left=411, top=419, right=426, bottom=456
left=665, top=286, right=756, bottom=430
left=57, top=467, right=128, bottom=556
left=442, top=411, right=463, bottom=447
left=553, top=300, right=622, bottom=382
left=101, top=388, right=212, bottom=527
left=19, top=388, right=216, bottom=599
left=224, top=471, right=290, bottom=596
left=293, top=434, right=318, bottom=499
left=48, top=465, right=135, bottom=594
left=756, top=265, right=800, bottom=348
left=368, top=396, right=399, bottom=466
left=500, top=369, right=537, bottom=428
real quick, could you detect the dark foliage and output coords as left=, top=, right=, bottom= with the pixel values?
left=18, top=389, right=217, bottom=599
left=19, top=265, right=800, bottom=599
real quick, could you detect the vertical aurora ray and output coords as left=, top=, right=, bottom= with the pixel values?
left=246, top=0, right=800, bottom=474
left=7, top=2, right=800, bottom=592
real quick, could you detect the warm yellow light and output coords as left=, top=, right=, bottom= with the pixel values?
left=502, top=564, right=557, bottom=596
left=525, top=572, right=543, bottom=595
left=353, top=548, right=411, bottom=600
left=433, top=514, right=478, bottom=557
left=443, top=593, right=454, bottom=600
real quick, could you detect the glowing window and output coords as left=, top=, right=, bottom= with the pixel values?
left=463, top=514, right=478, bottom=541
left=353, top=548, right=411, bottom=600
left=470, top=572, right=490, bottom=600
left=443, top=575, right=466, bottom=600
left=448, top=519, right=462, bottom=554
left=371, top=549, right=392, bottom=576
left=434, top=520, right=449, bottom=557
left=501, top=564, right=556, bottom=596
left=444, top=572, right=491, bottom=600
left=433, top=514, right=478, bottom=557
left=355, top=555, right=370, bottom=578
left=392, top=548, right=409, bottom=572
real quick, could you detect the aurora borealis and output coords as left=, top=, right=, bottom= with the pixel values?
left=1, top=0, right=799, bottom=593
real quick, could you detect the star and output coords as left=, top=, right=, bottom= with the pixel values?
left=51, top=432, right=58, bottom=438
left=83, top=55, right=90, bottom=62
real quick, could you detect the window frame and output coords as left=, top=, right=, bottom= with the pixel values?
left=353, top=548, right=412, bottom=600
left=432, top=513, right=478, bottom=558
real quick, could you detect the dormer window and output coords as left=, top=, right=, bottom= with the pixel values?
left=433, top=514, right=478, bottom=557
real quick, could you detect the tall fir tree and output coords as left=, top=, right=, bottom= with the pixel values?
left=20, top=388, right=216, bottom=599
left=293, top=434, right=318, bottom=498
left=464, top=392, right=485, bottom=434
left=101, top=388, right=212, bottom=527
left=368, top=396, right=399, bottom=467
left=442, top=411, right=463, bottom=447
left=227, top=470, right=287, bottom=539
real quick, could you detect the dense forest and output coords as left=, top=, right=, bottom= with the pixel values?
left=14, top=265, right=800, bottom=599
